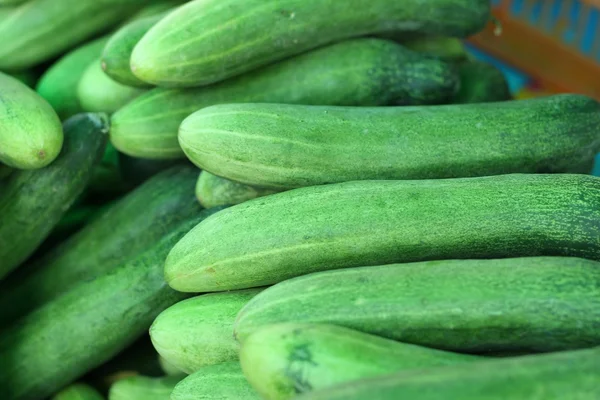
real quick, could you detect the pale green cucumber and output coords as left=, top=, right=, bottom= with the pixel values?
left=51, top=383, right=104, bottom=400
left=159, top=356, right=185, bottom=376
left=109, top=375, right=182, bottom=400
left=196, top=171, right=280, bottom=208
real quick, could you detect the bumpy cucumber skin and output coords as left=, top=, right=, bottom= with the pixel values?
left=0, top=166, right=201, bottom=325
left=36, top=36, right=110, bottom=120
left=131, top=0, right=489, bottom=86
left=112, top=38, right=459, bottom=159
left=241, top=323, right=481, bottom=400
left=0, top=71, right=63, bottom=169
left=453, top=60, right=512, bottom=104
left=296, top=347, right=600, bottom=400
left=0, top=113, right=107, bottom=280
left=166, top=174, right=600, bottom=292
left=108, top=375, right=183, bottom=400
left=51, top=383, right=104, bottom=400
left=234, top=257, right=600, bottom=353
left=179, top=94, right=600, bottom=189
left=78, top=58, right=147, bottom=114
left=0, top=210, right=219, bottom=400
left=150, top=288, right=263, bottom=374
left=196, top=171, right=280, bottom=208
left=171, top=362, right=260, bottom=400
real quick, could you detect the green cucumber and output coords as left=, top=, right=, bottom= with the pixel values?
left=179, top=95, right=600, bottom=189
left=452, top=60, right=512, bottom=103
left=0, top=209, right=219, bottom=400
left=51, top=383, right=104, bottom=400
left=0, top=0, right=144, bottom=70
left=235, top=257, right=600, bottom=353
left=0, top=71, right=63, bottom=169
left=159, top=356, right=185, bottom=376
left=36, top=36, right=110, bottom=120
left=0, top=0, right=28, bottom=5
left=165, top=174, right=600, bottom=293
left=150, top=288, right=263, bottom=374
left=0, top=166, right=201, bottom=325
left=109, top=375, right=182, bottom=400
left=241, top=323, right=482, bottom=400
left=118, top=153, right=187, bottom=187
left=112, top=38, right=459, bottom=159
left=127, top=0, right=186, bottom=20
left=196, top=171, right=280, bottom=208
left=0, top=113, right=107, bottom=280
left=400, top=36, right=469, bottom=62
left=78, top=58, right=147, bottom=113
left=170, top=362, right=260, bottom=400
left=131, top=0, right=490, bottom=87
left=295, top=347, right=600, bottom=400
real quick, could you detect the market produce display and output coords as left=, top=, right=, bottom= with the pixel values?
left=0, top=0, right=598, bottom=399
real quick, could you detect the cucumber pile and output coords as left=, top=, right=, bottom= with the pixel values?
left=0, top=0, right=598, bottom=399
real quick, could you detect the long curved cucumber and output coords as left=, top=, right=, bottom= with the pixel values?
left=51, top=383, right=104, bottom=400
left=0, top=71, right=63, bottom=169
left=0, top=113, right=107, bottom=280
left=108, top=375, right=183, bottom=400
left=241, top=323, right=481, bottom=400
left=112, top=38, right=459, bottom=159
left=0, top=166, right=201, bottom=325
left=131, top=0, right=490, bottom=86
left=179, top=95, right=600, bottom=189
left=196, top=171, right=280, bottom=208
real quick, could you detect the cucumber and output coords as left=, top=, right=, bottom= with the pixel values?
left=0, top=209, right=219, bottom=400
left=196, top=171, right=280, bottom=208
left=37, top=36, right=110, bottom=120
left=102, top=12, right=172, bottom=87
left=0, top=166, right=201, bottom=325
left=0, top=0, right=145, bottom=70
left=109, top=375, right=182, bottom=400
left=0, top=71, right=63, bottom=169
left=78, top=58, right=147, bottom=114
left=165, top=174, right=600, bottom=293
left=0, top=113, right=107, bottom=281
left=112, top=38, right=459, bottom=159
left=127, top=0, right=186, bottom=20
left=131, top=0, right=490, bottom=87
left=51, top=383, right=104, bottom=400
left=159, top=356, right=185, bottom=376
left=150, top=288, right=263, bottom=374
left=295, top=347, right=600, bottom=400
left=170, top=362, right=260, bottom=400
left=400, top=36, right=469, bottom=62
left=235, top=257, right=600, bottom=353
left=452, top=60, right=512, bottom=104
left=241, top=323, right=482, bottom=400
left=0, top=0, right=28, bottom=5
left=118, top=153, right=187, bottom=187
left=179, top=95, right=600, bottom=189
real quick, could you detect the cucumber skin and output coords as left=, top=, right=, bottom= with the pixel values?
left=0, top=209, right=220, bottom=400
left=296, top=347, right=600, bottom=400
left=51, top=383, right=104, bottom=400
left=452, top=60, right=512, bottom=104
left=241, top=323, right=481, bottom=400
left=0, top=71, right=64, bottom=169
left=171, top=362, right=260, bottom=400
left=196, top=171, right=280, bottom=208
left=165, top=174, right=600, bottom=293
left=150, top=289, right=263, bottom=374
left=0, top=166, right=201, bottom=326
left=37, top=36, right=110, bottom=120
left=179, top=95, right=600, bottom=189
left=234, top=257, right=600, bottom=353
left=112, top=38, right=459, bottom=159
left=0, top=113, right=107, bottom=280
left=131, top=0, right=489, bottom=86
left=108, top=375, right=182, bottom=400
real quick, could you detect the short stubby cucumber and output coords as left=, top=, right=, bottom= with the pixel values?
left=0, top=209, right=220, bottom=400
left=165, top=174, right=600, bottom=292
left=0, top=113, right=107, bottom=280
left=131, top=0, right=490, bottom=86
left=0, top=166, right=201, bottom=325
left=196, top=171, right=281, bottom=208
left=234, top=257, right=600, bottom=353
left=171, top=362, right=260, bottom=400
left=108, top=375, right=183, bottom=400
left=240, top=323, right=482, bottom=400
left=51, top=383, right=104, bottom=400
left=179, top=95, right=600, bottom=189
left=295, top=347, right=600, bottom=400
left=452, top=60, right=512, bottom=104
left=37, top=36, right=110, bottom=120
left=112, top=38, right=459, bottom=159
left=78, top=58, right=147, bottom=114
left=0, top=71, right=63, bottom=169
left=150, top=288, right=263, bottom=374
